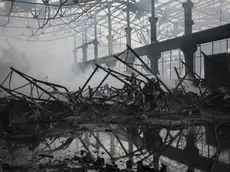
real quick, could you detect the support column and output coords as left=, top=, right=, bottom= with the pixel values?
left=105, top=7, right=116, bottom=69
left=96, top=132, right=100, bottom=156
left=107, top=7, right=113, bottom=56
left=74, top=34, right=77, bottom=64
left=147, top=0, right=160, bottom=74
left=125, top=0, right=135, bottom=72
left=84, top=132, right=90, bottom=147
left=128, top=128, right=133, bottom=161
left=125, top=28, right=132, bottom=47
left=82, top=32, right=88, bottom=62
left=181, top=40, right=197, bottom=76
left=93, top=40, right=99, bottom=62
left=181, top=0, right=196, bottom=75
left=107, top=35, right=113, bottom=56
left=125, top=0, right=132, bottom=46
left=183, top=0, right=194, bottom=35
left=110, top=134, right=115, bottom=157
left=128, top=140, right=133, bottom=160
left=149, top=0, right=158, bottom=43
left=76, top=136, right=79, bottom=152
left=94, top=18, right=99, bottom=63
left=82, top=45, right=88, bottom=62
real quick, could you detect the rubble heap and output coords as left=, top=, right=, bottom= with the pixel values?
left=0, top=46, right=230, bottom=171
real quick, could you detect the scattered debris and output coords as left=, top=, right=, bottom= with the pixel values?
left=0, top=47, right=230, bottom=171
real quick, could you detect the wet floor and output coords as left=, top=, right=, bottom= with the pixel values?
left=1, top=124, right=230, bottom=172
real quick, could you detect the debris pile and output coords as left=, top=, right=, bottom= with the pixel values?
left=0, top=46, right=230, bottom=171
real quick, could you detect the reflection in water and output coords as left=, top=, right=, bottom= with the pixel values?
left=1, top=125, right=230, bottom=172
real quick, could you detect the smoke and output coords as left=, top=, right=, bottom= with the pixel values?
left=0, top=41, right=124, bottom=95
left=157, top=75, right=177, bottom=90
left=0, top=38, right=203, bottom=97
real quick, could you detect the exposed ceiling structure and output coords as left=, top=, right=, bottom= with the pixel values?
left=0, top=0, right=229, bottom=47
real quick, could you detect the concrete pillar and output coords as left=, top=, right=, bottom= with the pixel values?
left=110, top=134, right=115, bottom=156
left=82, top=45, right=88, bottom=62
left=125, top=0, right=135, bottom=72
left=149, top=0, right=158, bottom=43
left=93, top=40, right=99, bottom=62
left=84, top=132, right=90, bottom=147
left=96, top=132, right=100, bottom=156
left=149, top=16, right=158, bottom=43
left=181, top=0, right=196, bottom=75
left=147, top=0, right=160, bottom=74
left=107, top=35, right=113, bottom=55
left=147, top=50, right=160, bottom=74
left=74, top=34, right=77, bottom=64
left=76, top=137, right=79, bottom=152
left=183, top=0, right=194, bottom=35
left=74, top=48, right=77, bottom=64
left=125, top=0, right=132, bottom=46
left=94, top=19, right=99, bottom=62
left=128, top=138, right=133, bottom=161
left=181, top=40, right=197, bottom=75
left=107, top=7, right=113, bottom=55
left=128, top=139, right=133, bottom=155
left=125, top=27, right=132, bottom=47
left=82, top=32, right=88, bottom=62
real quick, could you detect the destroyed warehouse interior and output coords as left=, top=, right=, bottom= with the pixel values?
left=0, top=0, right=230, bottom=171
